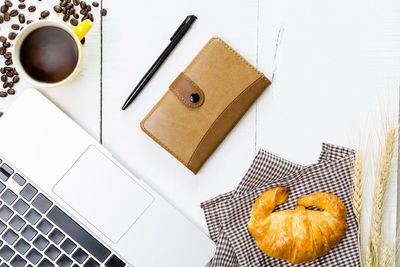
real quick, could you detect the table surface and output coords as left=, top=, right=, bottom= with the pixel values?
left=0, top=0, right=399, bottom=266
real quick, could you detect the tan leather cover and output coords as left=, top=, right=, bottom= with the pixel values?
left=141, top=37, right=271, bottom=174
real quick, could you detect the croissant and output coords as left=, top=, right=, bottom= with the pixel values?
left=248, top=187, right=347, bottom=264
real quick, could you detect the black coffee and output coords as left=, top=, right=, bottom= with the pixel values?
left=20, top=26, right=78, bottom=83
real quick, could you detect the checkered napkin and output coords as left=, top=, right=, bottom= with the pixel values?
left=201, top=143, right=360, bottom=267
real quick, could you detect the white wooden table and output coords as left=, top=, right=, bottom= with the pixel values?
left=0, top=0, right=399, bottom=266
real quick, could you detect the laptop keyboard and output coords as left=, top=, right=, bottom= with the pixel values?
left=0, top=159, right=128, bottom=267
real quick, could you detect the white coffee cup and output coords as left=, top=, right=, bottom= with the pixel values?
left=12, top=19, right=92, bottom=88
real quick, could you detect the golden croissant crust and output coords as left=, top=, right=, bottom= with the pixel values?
left=248, top=187, right=347, bottom=264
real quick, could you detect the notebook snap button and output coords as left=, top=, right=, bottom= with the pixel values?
left=189, top=93, right=200, bottom=103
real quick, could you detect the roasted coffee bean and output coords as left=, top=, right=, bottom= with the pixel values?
left=4, top=67, right=12, bottom=72
left=11, top=24, right=19, bottom=30
left=4, top=58, right=12, bottom=65
left=5, top=71, right=13, bottom=77
left=74, top=0, right=80, bottom=5
left=12, top=75, right=19, bottom=83
left=0, top=36, right=4, bottom=44
left=0, top=47, right=5, bottom=55
left=18, top=13, right=25, bottom=23
left=18, top=3, right=25, bottom=9
left=63, top=14, right=70, bottom=21
left=0, top=112, right=3, bottom=117
left=19, top=0, right=25, bottom=2
left=88, top=13, right=93, bottom=21
left=100, top=8, right=107, bottom=16
left=4, top=52, right=11, bottom=59
left=92, top=1, right=99, bottom=7
left=70, top=18, right=78, bottom=26
left=60, top=0, right=67, bottom=7
left=7, top=88, right=14, bottom=95
left=0, top=91, right=7, bottom=97
left=28, top=5, right=36, bottom=12
left=80, top=1, right=87, bottom=8
left=3, top=42, right=10, bottom=48
left=10, top=9, right=18, bottom=17
left=54, top=5, right=62, bottom=13
left=80, top=37, right=85, bottom=45
left=1, top=75, right=6, bottom=82
left=86, top=5, right=91, bottom=11
left=40, top=10, right=49, bottom=18
left=73, top=13, right=79, bottom=19
left=0, top=15, right=3, bottom=24
left=80, top=9, right=88, bottom=15
left=0, top=68, right=4, bottom=74
left=81, top=15, right=88, bottom=21
left=0, top=5, right=8, bottom=13
left=2, top=82, right=6, bottom=89
left=27, top=19, right=33, bottom=24
left=66, top=3, right=73, bottom=9
left=3, top=12, right=10, bottom=21
left=8, top=32, right=16, bottom=40
left=7, top=82, right=13, bottom=88
left=5, top=0, right=12, bottom=8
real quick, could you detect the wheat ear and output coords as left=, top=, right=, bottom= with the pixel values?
left=367, top=128, right=396, bottom=267
left=353, top=152, right=363, bottom=267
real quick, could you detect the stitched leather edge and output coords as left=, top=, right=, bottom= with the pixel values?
left=187, top=75, right=270, bottom=172
left=185, top=36, right=269, bottom=82
left=140, top=90, right=195, bottom=171
left=141, top=36, right=270, bottom=174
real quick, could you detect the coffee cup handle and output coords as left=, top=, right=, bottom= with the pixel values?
left=73, top=19, right=92, bottom=41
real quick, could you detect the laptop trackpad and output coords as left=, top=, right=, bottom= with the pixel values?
left=53, top=146, right=154, bottom=243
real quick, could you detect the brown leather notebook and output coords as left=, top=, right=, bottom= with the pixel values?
left=141, top=37, right=271, bottom=174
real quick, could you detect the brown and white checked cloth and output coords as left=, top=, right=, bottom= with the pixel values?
left=201, top=143, right=360, bottom=267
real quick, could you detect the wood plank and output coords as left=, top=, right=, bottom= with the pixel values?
left=102, top=0, right=259, bottom=232
left=0, top=1, right=101, bottom=140
left=258, top=0, right=400, bottom=264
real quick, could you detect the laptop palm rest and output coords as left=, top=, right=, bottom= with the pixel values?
left=53, top=145, right=154, bottom=243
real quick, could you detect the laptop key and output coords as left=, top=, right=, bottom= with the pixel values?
left=49, top=228, right=65, bottom=244
left=56, top=254, right=73, bottom=267
left=3, top=229, right=18, bottom=245
left=33, top=235, right=49, bottom=251
left=12, top=174, right=26, bottom=186
left=14, top=239, right=30, bottom=255
left=26, top=248, right=42, bottom=264
left=47, top=206, right=111, bottom=262
left=10, top=254, right=27, bottom=267
left=0, top=245, right=15, bottom=261
left=13, top=199, right=29, bottom=215
left=71, top=248, right=88, bottom=264
left=21, top=225, right=37, bottom=241
left=24, top=209, right=41, bottom=225
left=20, top=184, right=38, bottom=202
left=105, top=255, right=126, bottom=267
left=0, top=182, right=5, bottom=193
left=84, top=258, right=100, bottom=267
left=1, top=189, right=17, bottom=205
left=0, top=164, right=13, bottom=181
left=37, top=219, right=53, bottom=235
left=32, top=194, right=53, bottom=214
left=60, top=238, right=76, bottom=255
left=45, top=245, right=61, bottom=261
left=9, top=215, right=26, bottom=231
left=38, top=258, right=54, bottom=267
left=0, top=220, right=6, bottom=234
left=0, top=205, right=13, bottom=221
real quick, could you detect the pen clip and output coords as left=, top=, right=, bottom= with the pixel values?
left=170, top=15, right=195, bottom=41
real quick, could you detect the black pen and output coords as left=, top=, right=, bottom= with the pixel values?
left=122, top=15, right=197, bottom=110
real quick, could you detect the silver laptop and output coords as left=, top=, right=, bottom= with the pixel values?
left=0, top=89, right=214, bottom=267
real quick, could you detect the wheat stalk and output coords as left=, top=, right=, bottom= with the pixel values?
left=366, top=128, right=396, bottom=267
left=353, top=152, right=363, bottom=223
